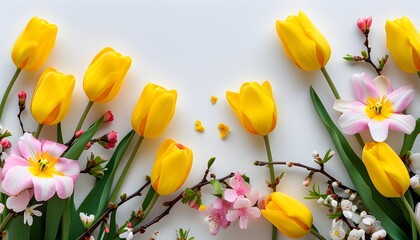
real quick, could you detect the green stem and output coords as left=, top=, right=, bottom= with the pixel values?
left=74, top=101, right=94, bottom=132
left=0, top=213, right=14, bottom=232
left=57, top=122, right=63, bottom=144
left=320, top=66, right=341, bottom=100
left=310, top=225, right=327, bottom=240
left=61, top=199, right=70, bottom=240
left=417, top=71, right=420, bottom=80
left=355, top=133, right=364, bottom=149
left=109, top=135, right=144, bottom=202
left=0, top=68, right=22, bottom=122
left=34, top=124, right=44, bottom=138
left=401, top=195, right=420, bottom=236
left=140, top=191, right=159, bottom=223
left=263, top=135, right=277, bottom=240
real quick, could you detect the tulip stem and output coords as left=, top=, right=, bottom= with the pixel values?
left=0, top=213, right=14, bottom=232
left=34, top=124, right=44, bottom=138
left=0, top=68, right=22, bottom=122
left=74, top=100, right=94, bottom=132
left=109, top=134, right=144, bottom=202
left=310, top=225, right=326, bottom=240
left=401, top=195, right=420, bottom=236
left=140, top=191, right=159, bottom=223
left=320, top=66, right=340, bottom=100
left=263, top=135, right=278, bottom=240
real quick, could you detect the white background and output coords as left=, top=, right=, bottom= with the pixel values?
left=1, top=1, right=420, bottom=239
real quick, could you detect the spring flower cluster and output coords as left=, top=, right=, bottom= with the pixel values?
left=1, top=7, right=420, bottom=240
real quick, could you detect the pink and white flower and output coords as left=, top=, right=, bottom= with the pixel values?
left=333, top=73, right=415, bottom=142
left=1, top=133, right=80, bottom=201
left=224, top=172, right=250, bottom=203
left=204, top=198, right=233, bottom=235
left=225, top=192, right=261, bottom=229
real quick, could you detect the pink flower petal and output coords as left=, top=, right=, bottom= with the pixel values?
left=32, top=177, right=57, bottom=201
left=239, top=215, right=248, bottom=229
left=368, top=120, right=389, bottom=142
left=248, top=207, right=261, bottom=218
left=41, top=139, right=67, bottom=157
left=387, top=86, right=414, bottom=113
left=224, top=189, right=238, bottom=202
left=333, top=100, right=365, bottom=113
left=54, top=158, right=80, bottom=180
left=352, top=73, right=377, bottom=102
left=54, top=176, right=74, bottom=199
left=233, top=198, right=251, bottom=209
left=388, top=114, right=416, bottom=134
left=18, top=133, right=41, bottom=160
left=2, top=166, right=33, bottom=195
left=2, top=155, right=30, bottom=176
left=337, top=108, right=369, bottom=135
left=226, top=210, right=239, bottom=222
left=373, top=75, right=393, bottom=96
left=6, top=189, right=32, bottom=212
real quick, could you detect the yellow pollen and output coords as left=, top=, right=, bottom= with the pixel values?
left=365, top=96, right=393, bottom=121
left=38, top=158, right=49, bottom=171
left=28, top=152, right=63, bottom=178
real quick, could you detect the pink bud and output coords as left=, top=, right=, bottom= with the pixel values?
left=127, top=222, right=132, bottom=229
left=107, top=131, right=118, bottom=143
left=104, top=227, right=110, bottom=233
left=103, top=142, right=116, bottom=149
left=18, top=90, right=27, bottom=108
left=75, top=130, right=84, bottom=138
left=357, top=16, right=372, bottom=33
left=103, top=111, right=114, bottom=123
left=85, top=142, right=92, bottom=150
left=0, top=139, right=11, bottom=149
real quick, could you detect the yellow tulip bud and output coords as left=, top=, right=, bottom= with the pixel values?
left=226, top=81, right=277, bottom=136
left=30, top=67, right=75, bottom=125
left=261, top=192, right=312, bottom=238
left=276, top=11, right=331, bottom=71
left=11, top=17, right=58, bottom=71
left=385, top=16, right=420, bottom=73
left=362, top=142, right=410, bottom=198
left=151, top=139, right=193, bottom=195
left=131, top=83, right=177, bottom=138
left=83, top=47, right=132, bottom=103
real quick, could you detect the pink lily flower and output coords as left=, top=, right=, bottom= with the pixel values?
left=2, top=133, right=80, bottom=201
left=333, top=73, right=415, bottom=142
left=224, top=172, right=250, bottom=203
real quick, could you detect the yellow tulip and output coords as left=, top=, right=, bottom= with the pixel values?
left=83, top=47, right=132, bottom=103
left=362, top=142, right=410, bottom=198
left=276, top=11, right=331, bottom=71
left=30, top=67, right=75, bottom=125
left=131, top=83, right=177, bottom=138
left=226, top=81, right=277, bottom=135
left=261, top=192, right=312, bottom=238
left=11, top=17, right=58, bottom=71
left=151, top=139, right=193, bottom=195
left=385, top=17, right=420, bottom=73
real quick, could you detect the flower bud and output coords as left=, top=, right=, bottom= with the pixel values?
left=362, top=142, right=410, bottom=197
left=131, top=83, right=177, bottom=138
left=83, top=47, right=132, bottom=103
left=261, top=192, right=312, bottom=238
left=226, top=81, right=277, bottom=135
left=0, top=139, right=11, bottom=149
left=151, top=139, right=193, bottom=195
left=79, top=212, right=95, bottom=228
left=85, top=142, right=92, bottom=150
left=103, top=111, right=114, bottom=123
left=30, top=67, right=75, bottom=125
left=357, top=16, right=372, bottom=33
left=74, top=130, right=84, bottom=138
left=12, top=17, right=57, bottom=71
left=276, top=11, right=331, bottom=71
left=18, top=91, right=26, bottom=110
left=409, top=153, right=420, bottom=174
left=385, top=16, right=420, bottom=73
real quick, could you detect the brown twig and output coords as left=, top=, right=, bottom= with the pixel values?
left=361, top=31, right=381, bottom=76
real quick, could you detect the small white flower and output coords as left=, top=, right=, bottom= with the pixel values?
left=329, top=219, right=346, bottom=240
left=317, top=197, right=324, bottom=204
left=341, top=199, right=361, bottom=224
left=411, top=175, right=420, bottom=188
left=415, top=203, right=420, bottom=224
left=358, top=214, right=382, bottom=235
left=80, top=212, right=95, bottom=228
left=371, top=229, right=387, bottom=240
left=24, top=203, right=42, bottom=226
left=347, top=228, right=365, bottom=240
left=119, top=223, right=134, bottom=240
left=410, top=153, right=420, bottom=174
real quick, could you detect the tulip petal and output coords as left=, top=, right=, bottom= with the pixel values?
left=32, top=177, right=57, bottom=201
left=143, top=91, right=177, bottom=138
left=352, top=73, right=378, bottom=102
left=54, top=176, right=74, bottom=199
left=54, top=158, right=80, bottom=180
left=2, top=166, right=33, bottom=196
left=368, top=120, right=389, bottom=142
left=337, top=108, right=369, bottom=135
left=388, top=114, right=415, bottom=134
left=18, top=133, right=41, bottom=160
left=373, top=76, right=393, bottom=96
left=333, top=100, right=365, bottom=113
left=387, top=86, right=414, bottom=112
left=6, top=189, right=32, bottom=212
left=41, top=139, right=67, bottom=157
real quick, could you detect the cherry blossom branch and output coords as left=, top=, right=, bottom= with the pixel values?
left=254, top=160, right=355, bottom=192
left=361, top=31, right=381, bottom=76
left=76, top=180, right=151, bottom=240
left=135, top=172, right=235, bottom=235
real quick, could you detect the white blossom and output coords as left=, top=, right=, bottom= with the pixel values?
left=24, top=203, right=42, bottom=226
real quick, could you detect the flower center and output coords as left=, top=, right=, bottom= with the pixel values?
left=365, top=96, right=393, bottom=121
left=28, top=152, right=63, bottom=178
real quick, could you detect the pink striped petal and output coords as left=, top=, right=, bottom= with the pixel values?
left=54, top=176, right=74, bottom=199
left=337, top=109, right=369, bottom=135
left=333, top=100, right=365, bottom=113
left=226, top=210, right=239, bottom=222
left=18, top=133, right=41, bottom=160
left=387, top=86, right=414, bottom=113
left=368, top=120, right=390, bottom=142
left=352, top=73, right=377, bottom=102
left=388, top=114, right=416, bottom=134
left=2, top=167, right=33, bottom=195
left=373, top=75, right=393, bottom=96
left=6, top=189, right=32, bottom=212
left=2, top=155, right=30, bottom=175
left=54, top=158, right=80, bottom=180
left=32, top=177, right=56, bottom=201
left=41, top=139, right=67, bottom=157
left=239, top=215, right=248, bottom=229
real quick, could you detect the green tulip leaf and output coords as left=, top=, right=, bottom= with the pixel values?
left=310, top=86, right=410, bottom=240
left=8, top=216, right=30, bottom=240
left=103, top=209, right=118, bottom=240
left=400, top=118, right=420, bottom=157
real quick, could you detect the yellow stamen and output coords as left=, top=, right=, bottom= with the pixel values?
left=365, top=96, right=393, bottom=121
left=28, top=152, right=63, bottom=178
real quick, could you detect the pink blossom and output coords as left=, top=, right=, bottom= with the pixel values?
left=204, top=198, right=233, bottom=235
left=225, top=192, right=261, bottom=229
left=2, top=133, right=80, bottom=201
left=0, top=139, right=11, bottom=149
left=224, top=172, right=250, bottom=202
left=103, top=111, right=114, bottom=123
left=357, top=16, right=372, bottom=33
left=333, top=73, right=415, bottom=142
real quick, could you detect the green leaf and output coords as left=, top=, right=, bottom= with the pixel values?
left=142, top=186, right=157, bottom=211
left=63, top=116, right=104, bottom=160
left=207, top=157, right=216, bottom=169
left=310, top=86, right=410, bottom=240
left=69, top=130, right=135, bottom=240
left=210, top=179, right=223, bottom=198
left=400, top=118, right=420, bottom=156
left=8, top=216, right=30, bottom=240
left=45, top=195, right=65, bottom=240
left=103, top=209, right=118, bottom=240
